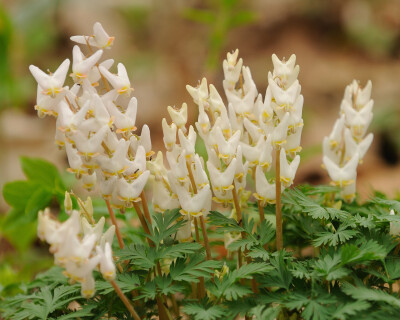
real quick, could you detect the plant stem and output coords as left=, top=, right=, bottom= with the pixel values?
left=199, top=216, right=212, bottom=260
left=186, top=160, right=212, bottom=260
left=257, top=200, right=265, bottom=222
left=194, top=218, right=206, bottom=299
left=232, top=184, right=258, bottom=292
left=110, top=280, right=141, bottom=320
left=140, top=191, right=152, bottom=226
left=105, top=199, right=125, bottom=249
left=275, top=149, right=283, bottom=250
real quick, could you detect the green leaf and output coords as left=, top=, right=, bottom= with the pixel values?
left=148, top=209, right=183, bottom=246
left=313, top=224, right=359, bottom=247
left=170, top=254, right=222, bottom=282
left=20, top=156, right=64, bottom=189
left=371, top=197, right=400, bottom=214
left=208, top=211, right=243, bottom=233
left=3, top=180, right=43, bottom=209
left=313, top=253, right=350, bottom=281
left=341, top=240, right=386, bottom=265
left=284, top=292, right=336, bottom=320
left=24, top=187, right=54, bottom=221
left=262, top=252, right=292, bottom=290
left=385, top=257, right=400, bottom=280
left=332, top=301, right=371, bottom=320
left=342, top=283, right=400, bottom=308
left=183, top=302, right=226, bottom=320
left=283, top=188, right=348, bottom=221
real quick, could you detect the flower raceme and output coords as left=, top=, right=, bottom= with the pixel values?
left=37, top=204, right=116, bottom=298
left=31, top=22, right=306, bottom=275
left=322, top=80, right=374, bottom=201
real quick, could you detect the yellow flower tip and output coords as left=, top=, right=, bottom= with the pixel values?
left=103, top=271, right=115, bottom=281
left=82, top=290, right=94, bottom=299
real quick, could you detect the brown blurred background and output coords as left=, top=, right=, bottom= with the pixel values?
left=1, top=0, right=400, bottom=212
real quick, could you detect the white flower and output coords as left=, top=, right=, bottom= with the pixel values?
left=90, top=94, right=113, bottom=129
left=73, top=125, right=108, bottom=160
left=253, top=165, right=277, bottom=205
left=162, top=118, right=177, bottom=150
left=100, top=225, right=115, bottom=249
left=98, top=175, right=117, bottom=200
left=116, top=170, right=150, bottom=203
left=342, top=99, right=373, bottom=139
left=71, top=46, right=103, bottom=83
left=152, top=179, right=179, bottom=213
left=323, top=153, right=359, bottom=187
left=178, top=126, right=197, bottom=156
left=207, top=158, right=237, bottom=191
left=65, top=143, right=86, bottom=176
left=71, top=22, right=115, bottom=49
left=106, top=97, right=137, bottom=133
left=64, top=255, right=100, bottom=284
left=58, top=100, right=90, bottom=133
left=80, top=273, right=96, bottom=299
left=82, top=172, right=97, bottom=191
left=224, top=66, right=258, bottom=115
left=38, top=208, right=58, bottom=242
left=327, top=115, right=345, bottom=149
left=344, top=129, right=373, bottom=162
left=240, top=136, right=265, bottom=167
left=82, top=216, right=105, bottom=243
left=88, top=59, right=114, bottom=86
left=222, top=49, right=243, bottom=90
left=209, top=84, right=226, bottom=113
left=285, top=127, right=303, bottom=156
left=124, top=145, right=147, bottom=180
left=269, top=77, right=301, bottom=112
left=259, top=134, right=274, bottom=169
left=34, top=85, right=67, bottom=118
left=271, top=54, right=299, bottom=88
left=186, top=77, right=209, bottom=106
left=191, top=154, right=209, bottom=189
left=341, top=181, right=356, bottom=203
left=271, top=112, right=290, bottom=147
left=176, top=184, right=212, bottom=217
left=243, top=118, right=263, bottom=143
left=97, top=139, right=130, bottom=177
left=100, top=63, right=133, bottom=96
left=213, top=128, right=240, bottom=161
left=97, top=243, right=116, bottom=281
left=167, top=149, right=188, bottom=183
left=147, top=151, right=168, bottom=179
left=390, top=210, right=400, bottom=237
left=29, top=59, right=70, bottom=97
left=196, top=100, right=211, bottom=135
left=176, top=215, right=193, bottom=242
left=322, top=136, right=341, bottom=164
left=260, top=88, right=274, bottom=123
left=55, top=232, right=97, bottom=266
left=167, top=103, right=188, bottom=129
left=132, top=124, right=153, bottom=159
left=280, top=148, right=300, bottom=187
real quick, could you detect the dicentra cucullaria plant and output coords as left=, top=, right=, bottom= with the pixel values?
left=2, top=22, right=400, bottom=320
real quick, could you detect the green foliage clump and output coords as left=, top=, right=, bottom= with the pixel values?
left=2, top=172, right=400, bottom=319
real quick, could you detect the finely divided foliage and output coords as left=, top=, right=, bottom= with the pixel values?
left=2, top=21, right=400, bottom=320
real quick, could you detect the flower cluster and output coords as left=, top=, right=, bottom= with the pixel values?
left=153, top=103, right=212, bottom=242
left=186, top=51, right=302, bottom=210
left=322, top=80, right=374, bottom=202
left=37, top=195, right=116, bottom=298
left=29, top=22, right=152, bottom=211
